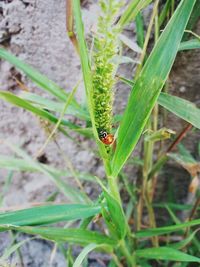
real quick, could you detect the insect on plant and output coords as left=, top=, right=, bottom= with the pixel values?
left=0, top=0, right=200, bottom=266
left=99, top=130, right=115, bottom=145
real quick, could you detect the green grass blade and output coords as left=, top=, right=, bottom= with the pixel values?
left=0, top=171, right=13, bottom=207
left=0, top=91, right=92, bottom=137
left=178, top=143, right=196, bottom=163
left=119, top=77, right=200, bottom=130
left=117, top=0, right=152, bottom=28
left=158, top=0, right=171, bottom=27
left=103, top=190, right=127, bottom=239
left=119, top=34, right=142, bottom=53
left=136, top=218, right=200, bottom=238
left=111, top=0, right=196, bottom=178
left=3, top=142, right=88, bottom=203
left=165, top=205, right=181, bottom=225
left=0, top=225, right=117, bottom=246
left=0, top=91, right=79, bottom=130
left=72, top=0, right=93, bottom=117
left=179, top=39, right=200, bottom=51
left=153, top=202, right=200, bottom=211
left=182, top=1, right=200, bottom=41
left=0, top=155, right=64, bottom=174
left=0, top=237, right=33, bottom=261
left=20, top=92, right=90, bottom=121
left=135, top=12, right=145, bottom=48
left=0, top=155, right=97, bottom=183
left=158, top=93, right=200, bottom=129
left=0, top=48, right=68, bottom=102
left=136, top=247, right=200, bottom=262
left=0, top=204, right=101, bottom=227
left=168, top=153, right=196, bottom=167
left=73, top=244, right=108, bottom=267
left=169, top=229, right=200, bottom=249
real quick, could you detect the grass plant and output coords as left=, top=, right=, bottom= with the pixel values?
left=0, top=0, right=200, bottom=266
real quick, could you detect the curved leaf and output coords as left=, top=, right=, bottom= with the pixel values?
left=118, top=0, right=152, bottom=28
left=73, top=243, right=108, bottom=267
left=158, top=93, right=200, bottom=129
left=111, top=0, right=196, bottom=177
left=0, top=48, right=68, bottom=102
left=0, top=225, right=117, bottom=246
left=136, top=247, right=200, bottom=262
left=169, top=229, right=200, bottom=249
left=0, top=204, right=101, bottom=227
left=0, top=91, right=79, bottom=129
left=20, top=92, right=90, bottom=121
left=103, top=190, right=127, bottom=239
left=136, top=218, right=200, bottom=238
left=179, top=39, right=200, bottom=51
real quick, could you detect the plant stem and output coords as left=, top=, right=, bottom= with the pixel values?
left=135, top=0, right=159, bottom=77
left=119, top=240, right=136, bottom=267
left=66, top=0, right=79, bottom=53
left=107, top=175, right=121, bottom=204
left=143, top=136, right=158, bottom=247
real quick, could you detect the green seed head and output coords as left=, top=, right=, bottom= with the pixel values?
left=92, top=0, right=123, bottom=138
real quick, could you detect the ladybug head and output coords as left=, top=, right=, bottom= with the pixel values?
left=99, top=130, right=107, bottom=139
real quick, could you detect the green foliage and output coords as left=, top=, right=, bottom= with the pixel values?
left=0, top=48, right=68, bottom=102
left=158, top=93, right=200, bottom=129
left=136, top=218, right=200, bottom=238
left=136, top=247, right=200, bottom=262
left=0, top=0, right=200, bottom=266
left=73, top=244, right=107, bottom=267
left=117, top=0, right=152, bottom=28
left=0, top=204, right=101, bottom=227
left=119, top=76, right=200, bottom=130
left=179, top=39, right=200, bottom=51
left=0, top=225, right=116, bottom=246
left=103, top=190, right=127, bottom=239
left=111, top=0, right=196, bottom=177
left=1, top=142, right=89, bottom=203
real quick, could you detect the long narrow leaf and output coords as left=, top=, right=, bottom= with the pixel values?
left=0, top=155, right=97, bottom=183
left=0, top=48, right=68, bottom=102
left=3, top=142, right=88, bottom=203
left=136, top=218, right=200, bottom=238
left=0, top=225, right=117, bottom=246
left=111, top=0, right=196, bottom=177
left=153, top=202, right=200, bottom=211
left=158, top=0, right=171, bottom=27
left=169, top=229, right=200, bottom=249
left=136, top=247, right=200, bottom=262
left=118, top=0, right=152, bottom=28
left=118, top=76, right=200, bottom=129
left=103, top=190, right=127, bottom=239
left=0, top=91, right=79, bottom=129
left=179, top=39, right=200, bottom=51
left=0, top=237, right=33, bottom=261
left=0, top=155, right=65, bottom=175
left=73, top=244, right=107, bottom=267
left=0, top=204, right=101, bottom=227
left=158, top=93, right=200, bottom=129
left=20, top=91, right=90, bottom=121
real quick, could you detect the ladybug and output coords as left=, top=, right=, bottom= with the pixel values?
left=99, top=130, right=114, bottom=145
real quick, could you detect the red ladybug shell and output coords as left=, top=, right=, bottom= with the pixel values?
left=101, top=133, right=114, bottom=145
